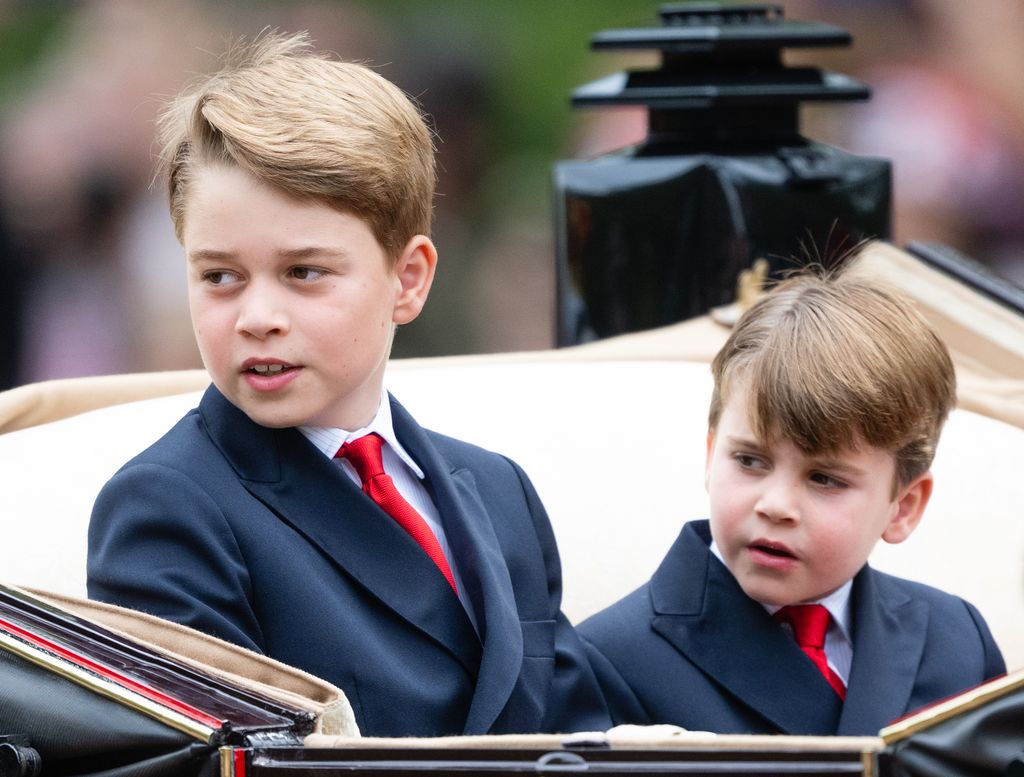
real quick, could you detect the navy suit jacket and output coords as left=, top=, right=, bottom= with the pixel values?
left=88, top=385, right=609, bottom=737
left=579, top=520, right=1005, bottom=736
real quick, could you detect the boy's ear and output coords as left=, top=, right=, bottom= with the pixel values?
left=881, top=471, right=933, bottom=544
left=392, top=235, right=437, bottom=326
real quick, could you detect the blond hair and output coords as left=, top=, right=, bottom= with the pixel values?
left=158, top=32, right=435, bottom=259
left=709, top=266, right=956, bottom=489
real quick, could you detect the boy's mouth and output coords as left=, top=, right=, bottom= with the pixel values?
left=250, top=364, right=290, bottom=375
left=241, top=359, right=301, bottom=392
left=239, top=360, right=299, bottom=386
left=750, top=540, right=796, bottom=559
left=242, top=359, right=296, bottom=375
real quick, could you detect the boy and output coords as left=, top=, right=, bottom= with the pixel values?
left=579, top=267, right=1005, bottom=736
left=87, top=33, right=609, bottom=738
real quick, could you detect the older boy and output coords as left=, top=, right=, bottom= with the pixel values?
left=579, top=267, right=1005, bottom=736
left=87, top=33, right=609, bottom=738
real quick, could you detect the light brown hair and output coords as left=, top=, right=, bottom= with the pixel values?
left=158, top=31, right=435, bottom=260
left=708, top=265, right=956, bottom=489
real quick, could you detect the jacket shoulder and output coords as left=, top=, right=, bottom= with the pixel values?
left=578, top=584, right=654, bottom=648
left=862, top=566, right=1005, bottom=675
left=108, top=406, right=221, bottom=479
left=868, top=566, right=979, bottom=613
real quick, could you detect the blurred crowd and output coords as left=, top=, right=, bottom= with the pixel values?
left=0, top=0, right=1021, bottom=390
left=788, top=0, right=1024, bottom=283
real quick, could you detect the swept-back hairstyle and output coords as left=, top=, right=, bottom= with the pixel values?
left=158, top=31, right=435, bottom=259
left=709, top=265, right=956, bottom=489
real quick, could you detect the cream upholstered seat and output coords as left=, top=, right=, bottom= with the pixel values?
left=1, top=242, right=1022, bottom=671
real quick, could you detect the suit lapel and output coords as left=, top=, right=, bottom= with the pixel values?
left=199, top=386, right=480, bottom=673
left=390, top=397, right=523, bottom=734
left=838, top=566, right=927, bottom=735
left=650, top=522, right=843, bottom=735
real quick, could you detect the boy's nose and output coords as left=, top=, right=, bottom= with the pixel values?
left=235, top=285, right=290, bottom=339
left=754, top=476, right=801, bottom=523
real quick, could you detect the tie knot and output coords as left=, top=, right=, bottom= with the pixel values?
left=774, top=604, right=830, bottom=651
left=338, top=433, right=385, bottom=483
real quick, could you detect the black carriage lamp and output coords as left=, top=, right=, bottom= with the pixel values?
left=554, top=2, right=891, bottom=345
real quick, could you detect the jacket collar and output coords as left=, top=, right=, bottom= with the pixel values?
left=837, top=566, right=927, bottom=735
left=199, top=385, right=528, bottom=733
left=650, top=521, right=929, bottom=735
left=388, top=398, right=525, bottom=734
left=198, top=386, right=482, bottom=673
left=650, top=521, right=843, bottom=735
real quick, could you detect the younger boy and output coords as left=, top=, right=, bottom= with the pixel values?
left=579, top=267, right=1005, bottom=736
left=87, top=33, right=609, bottom=738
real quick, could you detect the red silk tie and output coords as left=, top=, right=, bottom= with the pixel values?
left=338, top=433, right=458, bottom=594
left=774, top=604, right=847, bottom=700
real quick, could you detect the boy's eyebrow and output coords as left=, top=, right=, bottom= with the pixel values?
left=725, top=434, right=765, bottom=451
left=187, top=246, right=351, bottom=262
left=188, top=248, right=233, bottom=263
left=809, top=455, right=869, bottom=478
left=277, top=245, right=350, bottom=260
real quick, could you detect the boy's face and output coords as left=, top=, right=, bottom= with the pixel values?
left=705, top=378, right=931, bottom=606
left=183, top=164, right=435, bottom=430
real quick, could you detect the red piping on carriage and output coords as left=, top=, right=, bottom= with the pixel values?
left=234, top=747, right=247, bottom=776
left=0, top=616, right=225, bottom=730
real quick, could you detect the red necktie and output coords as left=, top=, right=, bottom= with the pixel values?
left=338, top=433, right=458, bottom=594
left=774, top=604, right=847, bottom=700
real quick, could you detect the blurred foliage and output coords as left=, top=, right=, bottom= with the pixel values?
left=0, top=3, right=69, bottom=108
left=0, top=0, right=656, bottom=212
left=357, top=0, right=656, bottom=220
left=367, top=1, right=649, bottom=153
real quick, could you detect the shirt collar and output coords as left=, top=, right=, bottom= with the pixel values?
left=298, top=388, right=425, bottom=479
left=709, top=538, right=853, bottom=640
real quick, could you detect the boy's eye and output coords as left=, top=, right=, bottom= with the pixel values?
left=810, top=472, right=847, bottom=489
left=289, top=266, right=326, bottom=281
left=735, top=453, right=768, bottom=470
left=202, top=270, right=241, bottom=286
